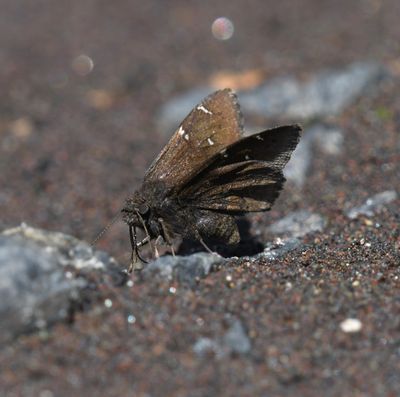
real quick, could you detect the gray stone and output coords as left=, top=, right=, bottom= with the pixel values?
left=258, top=238, right=302, bottom=261
left=346, top=190, right=398, bottom=219
left=193, top=337, right=223, bottom=357
left=311, top=125, right=343, bottom=155
left=0, top=224, right=122, bottom=344
left=2, top=224, right=121, bottom=272
left=284, top=132, right=313, bottom=187
left=157, top=62, right=387, bottom=133
left=193, top=318, right=251, bottom=358
left=222, top=318, right=251, bottom=355
left=268, top=210, right=327, bottom=238
left=240, top=62, right=387, bottom=120
left=143, top=252, right=225, bottom=287
left=284, top=124, right=344, bottom=187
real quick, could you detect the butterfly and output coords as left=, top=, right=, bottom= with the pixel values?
left=121, top=89, right=301, bottom=271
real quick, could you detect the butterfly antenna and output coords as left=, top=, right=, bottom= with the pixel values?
left=90, top=211, right=121, bottom=247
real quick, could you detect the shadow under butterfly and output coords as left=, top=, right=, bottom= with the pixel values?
left=122, top=89, right=301, bottom=271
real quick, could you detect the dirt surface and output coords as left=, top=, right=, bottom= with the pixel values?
left=0, top=1, right=399, bottom=396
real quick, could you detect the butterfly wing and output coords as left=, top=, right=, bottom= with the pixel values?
left=144, top=89, right=244, bottom=192
left=181, top=125, right=301, bottom=213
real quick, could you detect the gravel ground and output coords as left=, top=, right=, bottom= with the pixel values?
left=0, top=1, right=399, bottom=396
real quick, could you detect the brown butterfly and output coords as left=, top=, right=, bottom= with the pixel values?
left=122, top=89, right=301, bottom=271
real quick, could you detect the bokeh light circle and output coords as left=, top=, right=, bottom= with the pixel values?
left=72, top=54, right=94, bottom=76
left=211, top=17, right=234, bottom=40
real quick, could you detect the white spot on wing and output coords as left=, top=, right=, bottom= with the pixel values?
left=184, top=133, right=190, bottom=141
left=197, top=105, right=212, bottom=115
left=256, top=135, right=263, bottom=141
left=178, top=126, right=185, bottom=136
left=207, top=137, right=214, bottom=146
left=245, top=154, right=250, bottom=160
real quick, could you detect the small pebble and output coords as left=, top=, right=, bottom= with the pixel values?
left=127, top=315, right=136, bottom=324
left=223, top=319, right=252, bottom=354
left=340, top=318, right=363, bottom=333
left=193, top=338, right=221, bottom=356
left=126, top=279, right=134, bottom=287
left=285, top=282, right=293, bottom=291
left=104, top=299, right=113, bottom=308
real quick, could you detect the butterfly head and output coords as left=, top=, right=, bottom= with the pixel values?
left=121, top=191, right=152, bottom=270
left=121, top=192, right=149, bottom=228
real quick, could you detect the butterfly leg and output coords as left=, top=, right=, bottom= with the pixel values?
left=158, top=217, right=176, bottom=257
left=199, top=237, right=215, bottom=254
left=194, top=230, right=219, bottom=256
left=154, top=235, right=165, bottom=259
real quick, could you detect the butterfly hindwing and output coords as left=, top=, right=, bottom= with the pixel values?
left=144, top=89, right=244, bottom=193
left=181, top=125, right=301, bottom=213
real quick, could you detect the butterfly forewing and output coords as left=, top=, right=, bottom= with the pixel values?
left=144, top=89, right=244, bottom=192
left=181, top=125, right=301, bottom=213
